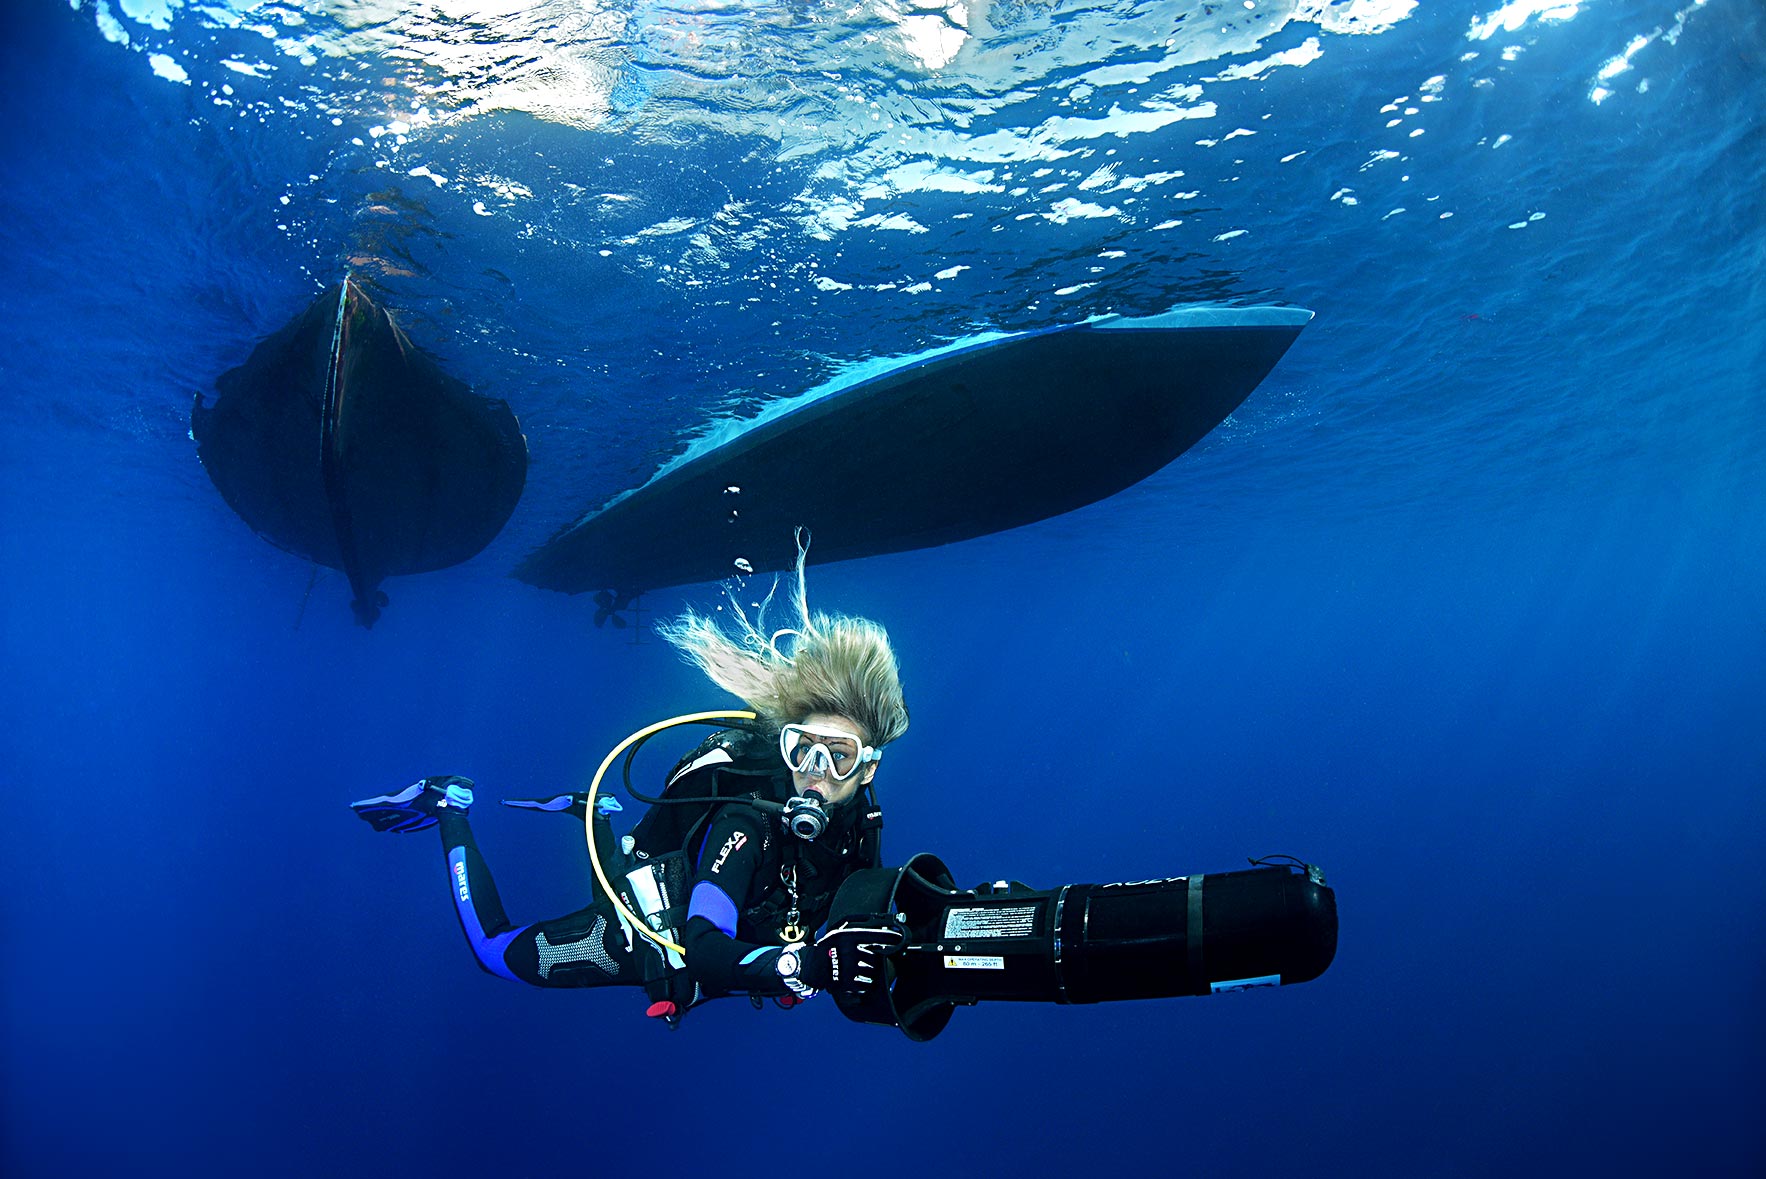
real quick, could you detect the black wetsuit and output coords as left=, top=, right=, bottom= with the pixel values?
left=434, top=730, right=878, bottom=1001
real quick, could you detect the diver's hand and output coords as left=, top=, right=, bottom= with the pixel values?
left=801, top=917, right=904, bottom=995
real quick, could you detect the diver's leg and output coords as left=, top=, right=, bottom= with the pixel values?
left=435, top=807, right=637, bottom=988
left=352, top=776, right=635, bottom=988
left=434, top=805, right=530, bottom=981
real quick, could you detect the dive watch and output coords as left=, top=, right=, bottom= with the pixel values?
left=776, top=945, right=816, bottom=999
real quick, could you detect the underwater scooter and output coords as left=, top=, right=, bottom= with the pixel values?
left=824, top=853, right=1338, bottom=1041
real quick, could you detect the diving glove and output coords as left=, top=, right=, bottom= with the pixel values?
left=800, top=916, right=905, bottom=996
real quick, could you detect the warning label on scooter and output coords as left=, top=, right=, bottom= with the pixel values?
left=944, top=955, right=1005, bottom=970
left=943, top=905, right=1037, bottom=939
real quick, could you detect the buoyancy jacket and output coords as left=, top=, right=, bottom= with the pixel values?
left=636, top=727, right=883, bottom=997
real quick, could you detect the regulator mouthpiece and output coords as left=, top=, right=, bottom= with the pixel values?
left=782, top=793, right=829, bottom=841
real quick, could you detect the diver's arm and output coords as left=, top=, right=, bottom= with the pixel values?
left=679, top=812, right=795, bottom=996
left=680, top=912, right=793, bottom=996
left=682, top=888, right=900, bottom=999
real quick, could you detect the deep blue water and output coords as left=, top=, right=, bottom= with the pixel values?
left=2, top=1, right=1762, bottom=1175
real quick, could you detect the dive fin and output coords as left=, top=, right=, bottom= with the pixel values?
left=351, top=776, right=475, bottom=833
left=502, top=792, right=624, bottom=820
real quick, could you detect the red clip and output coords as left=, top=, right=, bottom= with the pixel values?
left=646, top=1000, right=678, bottom=1019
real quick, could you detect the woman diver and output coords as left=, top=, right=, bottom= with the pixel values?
left=350, top=555, right=910, bottom=1018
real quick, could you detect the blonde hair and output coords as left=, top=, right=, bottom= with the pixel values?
left=657, top=539, right=908, bottom=748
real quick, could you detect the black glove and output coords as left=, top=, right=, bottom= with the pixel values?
left=799, top=916, right=904, bottom=995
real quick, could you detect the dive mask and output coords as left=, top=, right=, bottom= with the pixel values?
left=778, top=722, right=881, bottom=783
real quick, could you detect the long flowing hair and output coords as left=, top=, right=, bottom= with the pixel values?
left=656, top=537, right=909, bottom=748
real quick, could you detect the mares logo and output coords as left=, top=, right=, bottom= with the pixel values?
left=710, top=830, right=747, bottom=874
left=452, top=859, right=471, bottom=903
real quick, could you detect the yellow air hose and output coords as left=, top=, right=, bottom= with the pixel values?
left=585, top=709, right=759, bottom=957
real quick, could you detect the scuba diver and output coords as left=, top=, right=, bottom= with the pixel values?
left=350, top=557, right=912, bottom=1020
